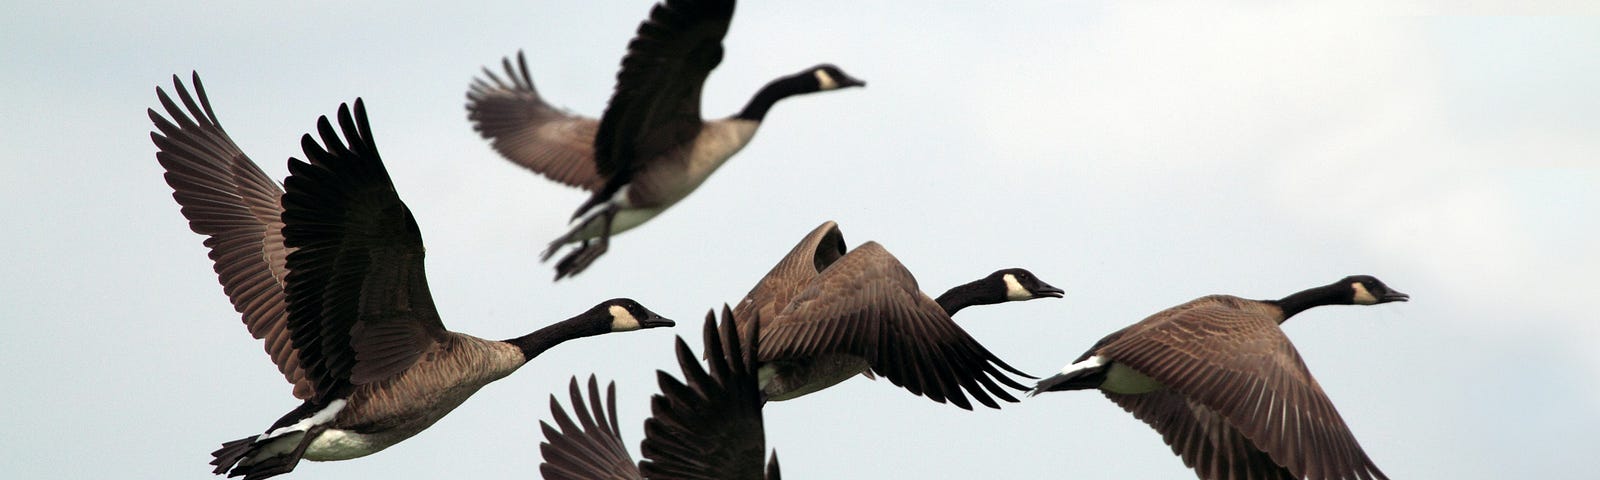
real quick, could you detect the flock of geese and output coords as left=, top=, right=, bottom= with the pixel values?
left=149, top=0, right=1409, bottom=479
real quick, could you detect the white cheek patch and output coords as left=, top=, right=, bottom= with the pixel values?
left=609, top=305, right=641, bottom=331
left=1351, top=282, right=1378, bottom=305
left=814, top=69, right=838, bottom=90
left=1002, top=274, right=1031, bottom=301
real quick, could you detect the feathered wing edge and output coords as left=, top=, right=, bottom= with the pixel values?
left=539, top=306, right=776, bottom=480
left=640, top=305, right=774, bottom=479
left=149, top=72, right=312, bottom=400
left=538, top=376, right=643, bottom=480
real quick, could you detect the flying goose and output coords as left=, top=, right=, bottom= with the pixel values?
left=540, top=307, right=777, bottom=479
left=1030, top=275, right=1408, bottom=480
left=731, top=221, right=1057, bottom=410
left=466, top=0, right=865, bottom=279
left=149, top=74, right=675, bottom=479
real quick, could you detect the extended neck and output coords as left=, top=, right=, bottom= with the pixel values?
left=936, top=279, right=1002, bottom=316
left=1272, top=282, right=1349, bottom=322
left=735, top=75, right=809, bottom=121
left=505, top=317, right=603, bottom=361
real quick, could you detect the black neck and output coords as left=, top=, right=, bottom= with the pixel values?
left=735, top=75, right=810, bottom=121
left=504, top=316, right=604, bottom=361
left=1272, top=282, right=1349, bottom=322
left=936, top=279, right=1003, bottom=316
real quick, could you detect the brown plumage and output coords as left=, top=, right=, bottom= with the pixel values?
left=151, top=74, right=674, bottom=480
left=466, top=52, right=605, bottom=191
left=540, top=307, right=778, bottom=480
left=150, top=76, right=312, bottom=399
left=1032, top=276, right=1409, bottom=480
left=733, top=221, right=1042, bottom=410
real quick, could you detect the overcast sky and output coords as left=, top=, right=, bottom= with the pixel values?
left=4, top=1, right=1597, bottom=479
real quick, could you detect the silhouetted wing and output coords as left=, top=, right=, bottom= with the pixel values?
left=466, top=51, right=605, bottom=191
left=593, top=0, right=735, bottom=179
left=732, top=221, right=846, bottom=337
left=280, top=101, right=449, bottom=402
left=759, top=242, right=1032, bottom=410
left=149, top=73, right=313, bottom=400
left=1101, top=298, right=1387, bottom=480
left=539, top=377, right=643, bottom=480
left=640, top=306, right=773, bottom=479
left=1106, top=390, right=1296, bottom=480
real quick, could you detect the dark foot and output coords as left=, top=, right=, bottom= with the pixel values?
left=549, top=206, right=617, bottom=280
left=553, top=239, right=609, bottom=280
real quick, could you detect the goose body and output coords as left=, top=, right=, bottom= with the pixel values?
left=150, top=74, right=673, bottom=479
left=467, top=0, right=864, bottom=279
left=563, top=119, right=760, bottom=240
left=1031, top=276, right=1409, bottom=480
left=540, top=307, right=778, bottom=480
left=732, top=221, right=1060, bottom=409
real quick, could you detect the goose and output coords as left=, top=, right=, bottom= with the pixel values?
left=732, top=221, right=1058, bottom=410
left=466, top=0, right=865, bottom=279
left=149, top=74, right=675, bottom=480
left=539, top=306, right=777, bottom=479
left=1030, top=275, right=1408, bottom=480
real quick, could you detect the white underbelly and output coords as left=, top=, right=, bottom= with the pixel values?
left=572, top=205, right=667, bottom=240
left=303, top=429, right=390, bottom=461
left=1102, top=363, right=1165, bottom=395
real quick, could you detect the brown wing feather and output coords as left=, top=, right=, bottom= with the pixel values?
left=281, top=100, right=449, bottom=401
left=1101, top=297, right=1387, bottom=480
left=466, top=51, right=605, bottom=191
left=150, top=73, right=313, bottom=399
left=640, top=306, right=771, bottom=479
left=1107, top=390, right=1296, bottom=480
left=759, top=242, right=1031, bottom=410
left=538, top=376, right=643, bottom=480
left=732, top=221, right=846, bottom=337
left=593, top=0, right=735, bottom=178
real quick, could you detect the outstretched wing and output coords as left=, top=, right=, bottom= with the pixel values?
left=760, top=242, right=1033, bottom=410
left=1106, top=390, right=1296, bottom=480
left=640, top=306, right=774, bottom=479
left=1101, top=298, right=1387, bottom=480
left=466, top=51, right=605, bottom=191
left=149, top=73, right=312, bottom=399
left=538, top=376, right=643, bottom=480
left=593, top=0, right=735, bottom=179
left=280, top=101, right=449, bottom=402
left=732, top=221, right=846, bottom=337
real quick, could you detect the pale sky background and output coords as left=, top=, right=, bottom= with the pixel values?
left=4, top=1, right=1598, bottom=479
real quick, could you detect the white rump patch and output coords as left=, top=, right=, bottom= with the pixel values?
left=1352, top=282, right=1378, bottom=305
left=814, top=69, right=838, bottom=90
left=1003, top=273, right=1032, bottom=301
left=258, top=399, right=348, bottom=441
left=1058, top=355, right=1106, bottom=375
left=609, top=305, right=641, bottom=331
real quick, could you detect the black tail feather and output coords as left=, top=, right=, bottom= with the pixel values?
left=1030, top=364, right=1107, bottom=396
left=209, top=426, right=321, bottom=480
left=210, top=436, right=256, bottom=475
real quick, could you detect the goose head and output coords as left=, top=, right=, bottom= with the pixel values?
left=991, top=268, right=1065, bottom=301
left=805, top=64, right=866, bottom=92
left=1342, top=275, right=1409, bottom=305
left=936, top=267, right=1063, bottom=315
left=594, top=298, right=677, bottom=332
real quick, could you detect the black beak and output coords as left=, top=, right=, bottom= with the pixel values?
left=839, top=74, right=866, bottom=88
left=1381, top=290, right=1410, bottom=303
left=1034, top=284, right=1066, bottom=299
left=641, top=313, right=676, bottom=328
